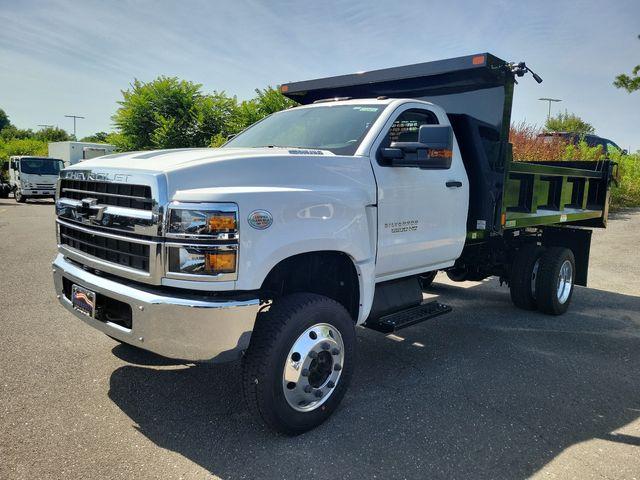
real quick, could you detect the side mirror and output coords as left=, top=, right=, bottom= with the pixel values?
left=385, top=125, right=454, bottom=169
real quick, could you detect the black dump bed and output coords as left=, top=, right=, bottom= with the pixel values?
left=281, top=53, right=615, bottom=235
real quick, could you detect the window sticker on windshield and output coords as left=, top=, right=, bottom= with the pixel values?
left=353, top=107, right=379, bottom=112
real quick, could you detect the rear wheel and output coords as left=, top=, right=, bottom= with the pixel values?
left=242, top=293, right=355, bottom=435
left=535, top=247, right=575, bottom=315
left=510, top=243, right=544, bottom=310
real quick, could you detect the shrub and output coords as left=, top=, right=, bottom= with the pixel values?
left=609, top=151, right=640, bottom=210
left=510, top=123, right=638, bottom=209
left=510, top=122, right=567, bottom=161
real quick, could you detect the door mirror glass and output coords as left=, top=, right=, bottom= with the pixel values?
left=389, top=125, right=453, bottom=169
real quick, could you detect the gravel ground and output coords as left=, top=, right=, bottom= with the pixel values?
left=0, top=198, right=638, bottom=480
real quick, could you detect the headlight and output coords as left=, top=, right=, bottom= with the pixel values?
left=168, top=246, right=237, bottom=275
left=165, top=202, right=239, bottom=279
left=167, top=203, right=237, bottom=238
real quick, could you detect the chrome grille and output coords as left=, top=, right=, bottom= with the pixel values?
left=59, top=223, right=150, bottom=272
left=56, top=170, right=163, bottom=283
left=59, top=179, right=153, bottom=210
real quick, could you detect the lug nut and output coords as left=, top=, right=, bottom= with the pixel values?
left=321, top=342, right=330, bottom=350
left=308, top=351, right=318, bottom=359
left=301, top=368, right=309, bottom=377
left=327, top=381, right=335, bottom=388
left=304, top=385, right=312, bottom=393
left=331, top=348, right=340, bottom=355
left=334, top=364, right=342, bottom=371
left=314, top=390, right=323, bottom=398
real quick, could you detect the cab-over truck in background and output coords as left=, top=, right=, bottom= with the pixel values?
left=52, top=54, right=615, bottom=434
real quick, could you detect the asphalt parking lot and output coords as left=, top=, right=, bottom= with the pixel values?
left=1, top=198, right=639, bottom=480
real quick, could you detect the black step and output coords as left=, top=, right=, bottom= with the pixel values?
left=364, top=301, right=452, bottom=334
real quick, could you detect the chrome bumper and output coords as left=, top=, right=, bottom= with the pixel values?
left=52, top=254, right=261, bottom=362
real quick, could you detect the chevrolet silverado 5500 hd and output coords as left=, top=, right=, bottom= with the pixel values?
left=52, top=54, right=615, bottom=434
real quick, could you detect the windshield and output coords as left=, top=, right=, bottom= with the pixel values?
left=224, top=104, right=384, bottom=155
left=20, top=158, right=64, bottom=175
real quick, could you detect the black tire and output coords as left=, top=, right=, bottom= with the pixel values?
left=535, top=247, right=575, bottom=315
left=15, top=189, right=27, bottom=203
left=0, top=185, right=9, bottom=199
left=242, top=293, right=355, bottom=435
left=446, top=268, right=468, bottom=282
left=510, top=243, right=544, bottom=310
left=418, top=271, right=437, bottom=290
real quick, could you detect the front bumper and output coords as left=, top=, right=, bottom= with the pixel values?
left=23, top=189, right=55, bottom=197
left=52, top=254, right=261, bottom=362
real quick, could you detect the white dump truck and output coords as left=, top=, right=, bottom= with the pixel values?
left=52, top=54, right=615, bottom=434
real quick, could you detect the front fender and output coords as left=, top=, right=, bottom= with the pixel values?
left=173, top=187, right=378, bottom=323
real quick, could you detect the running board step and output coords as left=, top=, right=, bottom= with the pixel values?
left=364, top=301, right=452, bottom=334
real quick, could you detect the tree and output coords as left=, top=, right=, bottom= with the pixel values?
left=231, top=87, right=297, bottom=133
left=112, top=76, right=241, bottom=150
left=80, top=132, right=110, bottom=143
left=0, top=125, right=35, bottom=141
left=544, top=111, right=595, bottom=135
left=0, top=138, right=47, bottom=162
left=0, top=108, right=10, bottom=131
left=34, top=126, right=71, bottom=142
left=111, top=77, right=298, bottom=151
left=613, top=35, right=640, bottom=93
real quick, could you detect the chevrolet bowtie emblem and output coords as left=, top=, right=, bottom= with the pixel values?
left=79, top=198, right=105, bottom=221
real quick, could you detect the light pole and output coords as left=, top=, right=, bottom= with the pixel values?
left=64, top=114, right=85, bottom=138
left=538, top=98, right=562, bottom=119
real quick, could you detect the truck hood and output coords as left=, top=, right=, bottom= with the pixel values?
left=63, top=147, right=376, bottom=205
left=68, top=147, right=335, bottom=173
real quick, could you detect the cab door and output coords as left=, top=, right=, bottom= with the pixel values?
left=9, top=158, right=19, bottom=187
left=370, top=104, right=469, bottom=280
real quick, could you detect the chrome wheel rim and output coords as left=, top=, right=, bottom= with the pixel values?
left=282, top=323, right=344, bottom=412
left=557, top=260, right=573, bottom=304
left=530, top=259, right=540, bottom=299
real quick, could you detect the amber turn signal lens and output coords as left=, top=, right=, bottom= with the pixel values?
left=208, top=215, right=237, bottom=232
left=428, top=148, right=452, bottom=159
left=205, top=250, right=236, bottom=274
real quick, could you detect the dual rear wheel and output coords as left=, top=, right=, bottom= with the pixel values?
left=510, top=244, right=576, bottom=315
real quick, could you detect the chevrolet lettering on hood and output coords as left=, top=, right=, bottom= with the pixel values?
left=62, top=170, right=132, bottom=183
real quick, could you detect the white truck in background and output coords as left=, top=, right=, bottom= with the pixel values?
left=48, top=141, right=115, bottom=166
left=5, top=156, right=64, bottom=202
left=52, top=54, right=615, bottom=435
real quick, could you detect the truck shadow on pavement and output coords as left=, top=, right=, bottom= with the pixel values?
left=108, top=279, right=640, bottom=479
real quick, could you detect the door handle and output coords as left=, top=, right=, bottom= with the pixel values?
left=446, top=181, right=463, bottom=188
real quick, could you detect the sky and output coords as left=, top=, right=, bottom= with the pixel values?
left=1, top=0, right=639, bottom=150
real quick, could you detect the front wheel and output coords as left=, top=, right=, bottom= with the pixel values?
left=15, top=189, right=27, bottom=203
left=242, top=293, right=355, bottom=435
